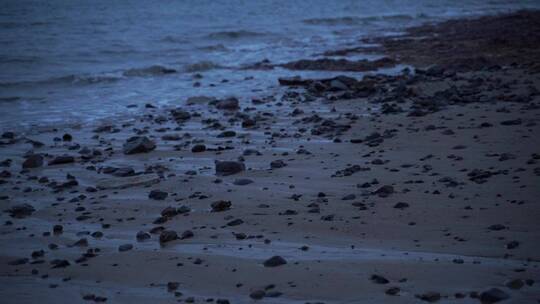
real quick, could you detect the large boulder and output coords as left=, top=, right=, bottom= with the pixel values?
left=123, top=136, right=156, bottom=154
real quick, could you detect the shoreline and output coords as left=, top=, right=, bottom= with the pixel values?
left=1, top=10, right=540, bottom=304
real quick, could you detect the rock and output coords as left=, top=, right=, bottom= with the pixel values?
left=278, top=76, right=312, bottom=86
left=233, top=178, right=253, bottom=186
left=417, top=292, right=441, bottom=302
left=217, top=130, right=236, bottom=138
left=136, top=231, right=150, bottom=241
left=22, top=154, right=43, bottom=169
left=500, top=119, right=522, bottom=126
left=393, top=202, right=409, bottom=209
left=386, top=287, right=400, bottom=296
left=48, top=155, right=75, bottom=166
left=488, top=224, right=506, bottom=231
left=263, top=256, right=287, bottom=267
left=181, top=230, right=194, bottom=239
left=167, top=282, right=179, bottom=292
left=211, top=200, right=232, bottom=212
left=270, top=160, right=286, bottom=169
left=505, top=279, right=524, bottom=290
left=6, top=204, right=35, bottom=218
left=249, top=290, right=266, bottom=300
left=170, top=108, right=191, bottom=121
left=226, top=219, right=244, bottom=226
left=159, top=230, right=178, bottom=243
left=215, top=160, right=245, bottom=176
left=118, top=244, right=133, bottom=252
left=186, top=96, right=216, bottom=105
left=505, top=241, right=519, bottom=249
left=479, top=288, right=510, bottom=303
left=111, top=167, right=135, bottom=177
left=149, top=190, right=168, bottom=200
left=215, top=97, right=239, bottom=110
left=371, top=274, right=389, bottom=284
left=161, top=206, right=177, bottom=217
left=191, top=144, right=206, bottom=153
left=373, top=185, right=394, bottom=197
left=123, top=136, right=156, bottom=154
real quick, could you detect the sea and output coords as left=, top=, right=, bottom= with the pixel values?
left=1, top=0, right=539, bottom=129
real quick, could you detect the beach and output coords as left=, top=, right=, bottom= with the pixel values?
left=1, top=8, right=540, bottom=304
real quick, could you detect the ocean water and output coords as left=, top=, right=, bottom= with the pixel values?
left=1, top=0, right=539, bottom=129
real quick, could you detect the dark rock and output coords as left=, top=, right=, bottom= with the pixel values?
left=270, top=160, right=286, bottom=169
left=393, top=202, right=409, bottom=209
left=417, top=292, right=441, bottom=302
left=505, top=279, right=524, bottom=290
left=136, top=231, right=150, bottom=241
left=249, top=290, right=266, bottom=300
left=373, top=185, right=394, bottom=197
left=226, top=219, right=244, bottom=226
left=215, top=160, right=245, bottom=176
left=211, top=200, right=232, bottom=212
left=170, top=108, right=191, bottom=121
left=215, top=97, right=239, bottom=110
left=118, top=244, right=133, bottom=252
left=479, top=288, right=509, bottom=303
left=123, top=136, right=156, bottom=154
left=159, top=230, right=178, bottom=243
left=217, top=130, right=236, bottom=138
left=371, top=274, right=389, bottom=284
left=48, top=155, right=75, bottom=166
left=263, top=256, right=287, bottom=267
left=233, top=178, right=253, bottom=186
left=149, top=190, right=168, bottom=200
left=6, top=204, right=35, bottom=218
left=191, top=144, right=206, bottom=153
left=181, top=230, right=194, bottom=239
left=22, top=154, right=43, bottom=169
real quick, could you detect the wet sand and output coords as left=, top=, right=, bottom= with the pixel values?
left=1, top=11, right=540, bottom=304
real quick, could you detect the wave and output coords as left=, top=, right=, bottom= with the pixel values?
left=184, top=61, right=220, bottom=72
left=198, top=44, right=228, bottom=51
left=206, top=30, right=267, bottom=39
left=302, top=14, right=420, bottom=26
left=0, top=65, right=177, bottom=88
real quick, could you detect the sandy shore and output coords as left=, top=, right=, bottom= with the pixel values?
left=1, top=11, right=540, bottom=304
